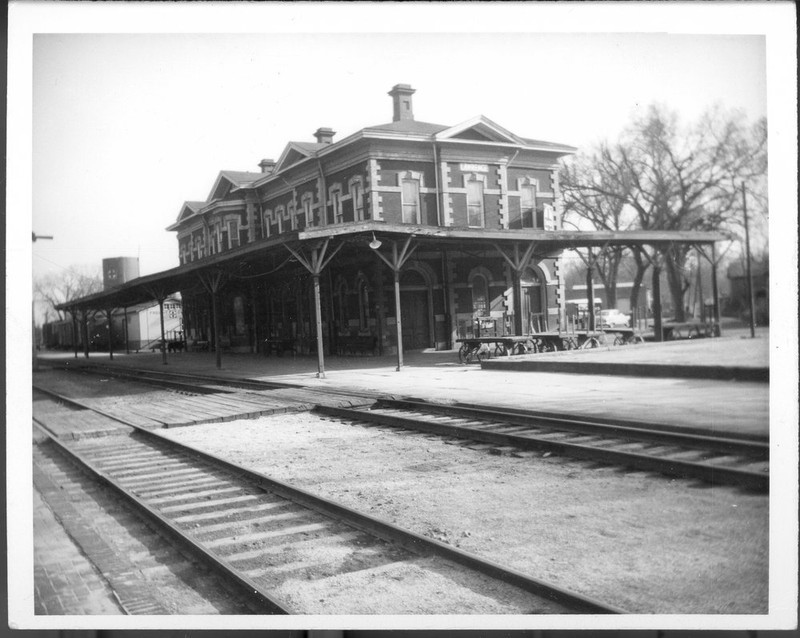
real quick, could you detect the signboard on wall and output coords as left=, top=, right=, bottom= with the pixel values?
left=459, top=163, right=488, bottom=173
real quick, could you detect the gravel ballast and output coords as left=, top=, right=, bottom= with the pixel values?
left=162, top=411, right=768, bottom=614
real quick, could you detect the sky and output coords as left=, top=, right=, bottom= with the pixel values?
left=22, top=4, right=778, bottom=286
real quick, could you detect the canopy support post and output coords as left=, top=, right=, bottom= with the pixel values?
left=71, top=309, right=79, bottom=359
left=106, top=308, right=114, bottom=361
left=285, top=238, right=343, bottom=378
left=371, top=236, right=418, bottom=371
left=122, top=306, right=130, bottom=354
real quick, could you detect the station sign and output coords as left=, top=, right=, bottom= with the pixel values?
left=459, top=163, right=489, bottom=173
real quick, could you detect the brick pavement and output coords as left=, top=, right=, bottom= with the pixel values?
left=33, top=487, right=123, bottom=615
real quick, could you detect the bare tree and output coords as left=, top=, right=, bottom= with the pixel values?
left=560, top=104, right=767, bottom=321
left=561, top=147, right=637, bottom=310
left=33, top=265, right=103, bottom=323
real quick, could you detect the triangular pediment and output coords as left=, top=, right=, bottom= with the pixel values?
left=176, top=201, right=205, bottom=223
left=435, top=115, right=523, bottom=145
left=274, top=142, right=318, bottom=172
left=208, top=173, right=235, bottom=202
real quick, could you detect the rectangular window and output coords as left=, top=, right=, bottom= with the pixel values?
left=401, top=179, right=420, bottom=224
left=521, top=184, right=535, bottom=228
left=303, top=197, right=312, bottom=227
left=351, top=182, right=364, bottom=221
left=467, top=180, right=484, bottom=227
left=332, top=191, right=343, bottom=224
left=288, top=203, right=297, bottom=230
left=228, top=221, right=238, bottom=248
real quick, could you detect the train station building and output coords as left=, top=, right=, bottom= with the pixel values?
left=57, top=84, right=723, bottom=374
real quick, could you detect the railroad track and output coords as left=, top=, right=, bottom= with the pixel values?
left=50, top=361, right=383, bottom=400
left=33, top=388, right=623, bottom=615
left=315, top=399, right=769, bottom=492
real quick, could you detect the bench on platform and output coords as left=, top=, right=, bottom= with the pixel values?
left=337, top=335, right=378, bottom=356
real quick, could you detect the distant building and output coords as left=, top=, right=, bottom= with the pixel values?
left=568, top=282, right=651, bottom=315
left=44, top=257, right=184, bottom=351
left=726, top=258, right=769, bottom=324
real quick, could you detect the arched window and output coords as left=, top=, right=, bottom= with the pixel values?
left=470, top=274, right=489, bottom=316
left=357, top=276, right=370, bottom=330
left=274, top=205, right=285, bottom=234
left=334, top=277, right=348, bottom=332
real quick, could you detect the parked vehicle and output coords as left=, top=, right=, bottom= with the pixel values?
left=599, top=309, right=630, bottom=328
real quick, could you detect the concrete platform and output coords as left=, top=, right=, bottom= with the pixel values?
left=37, top=327, right=771, bottom=440
left=481, top=331, right=769, bottom=382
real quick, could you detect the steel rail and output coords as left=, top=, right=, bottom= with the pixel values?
left=52, top=362, right=386, bottom=400
left=33, top=418, right=290, bottom=615
left=33, top=385, right=625, bottom=614
left=315, top=404, right=768, bottom=492
left=377, top=398, right=769, bottom=459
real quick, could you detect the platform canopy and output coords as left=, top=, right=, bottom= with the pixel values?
left=57, top=221, right=725, bottom=313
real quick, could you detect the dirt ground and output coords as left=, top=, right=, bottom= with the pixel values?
left=161, top=410, right=768, bottom=614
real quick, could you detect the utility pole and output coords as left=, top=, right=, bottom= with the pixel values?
left=32, top=232, right=54, bottom=371
left=742, top=182, right=756, bottom=338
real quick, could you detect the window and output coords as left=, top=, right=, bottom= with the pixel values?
left=471, top=274, right=489, bottom=316
left=466, top=178, right=484, bottom=227
left=263, top=210, right=271, bottom=238
left=330, top=188, right=343, bottom=224
left=350, top=179, right=365, bottom=221
left=520, top=183, right=536, bottom=228
left=357, top=277, right=370, bottom=330
left=228, top=220, right=238, bottom=248
left=275, top=206, right=284, bottom=234
left=302, top=194, right=313, bottom=227
left=401, top=179, right=420, bottom=224
left=288, top=202, right=297, bottom=230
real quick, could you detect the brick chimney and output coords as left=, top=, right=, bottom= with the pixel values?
left=313, top=127, right=336, bottom=145
left=258, top=158, right=276, bottom=174
left=388, top=84, right=415, bottom=122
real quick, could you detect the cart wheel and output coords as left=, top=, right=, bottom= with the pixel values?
left=581, top=337, right=600, bottom=349
left=631, top=335, right=644, bottom=344
left=613, top=334, right=624, bottom=346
